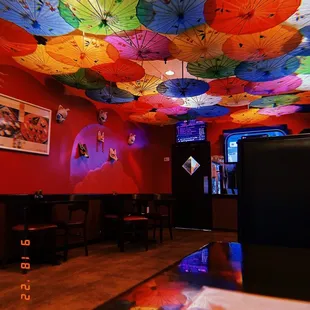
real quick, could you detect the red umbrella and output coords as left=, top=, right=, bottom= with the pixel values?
left=208, top=77, right=248, bottom=96
left=138, top=94, right=184, bottom=109
left=120, top=100, right=152, bottom=114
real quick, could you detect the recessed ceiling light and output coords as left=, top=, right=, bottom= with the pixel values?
left=165, top=70, right=175, bottom=76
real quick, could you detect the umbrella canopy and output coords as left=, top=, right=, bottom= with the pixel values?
left=222, top=25, right=302, bottom=62
left=187, top=55, right=240, bottom=79
left=249, top=94, right=299, bottom=108
left=86, top=85, right=134, bottom=104
left=288, top=34, right=310, bottom=57
left=53, top=68, right=108, bottom=90
left=0, top=0, right=75, bottom=36
left=157, top=78, right=210, bottom=98
left=92, top=59, right=145, bottom=83
left=191, top=105, right=230, bottom=118
left=46, top=35, right=119, bottom=68
left=117, top=74, right=163, bottom=96
left=296, top=91, right=310, bottom=104
left=204, top=0, right=301, bottom=35
left=183, top=94, right=221, bottom=108
left=129, top=112, right=176, bottom=126
left=59, top=0, right=140, bottom=35
left=169, top=24, right=230, bottom=62
left=219, top=93, right=261, bottom=107
left=13, top=45, right=79, bottom=75
left=245, top=75, right=302, bottom=95
left=235, top=55, right=300, bottom=82
left=138, top=94, right=184, bottom=109
left=285, top=1, right=310, bottom=29
left=120, top=100, right=152, bottom=114
left=105, top=30, right=172, bottom=61
left=157, top=106, right=189, bottom=116
left=258, top=105, right=301, bottom=117
left=296, top=74, right=310, bottom=91
left=207, top=77, right=248, bottom=96
left=296, top=56, right=310, bottom=74
left=230, top=108, right=269, bottom=124
left=136, top=0, right=206, bottom=35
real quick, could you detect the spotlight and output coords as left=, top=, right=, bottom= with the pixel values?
left=165, top=70, right=175, bottom=76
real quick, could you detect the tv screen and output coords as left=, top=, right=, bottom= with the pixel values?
left=224, top=125, right=288, bottom=163
left=176, top=120, right=206, bottom=143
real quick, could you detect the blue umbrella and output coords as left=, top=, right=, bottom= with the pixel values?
left=86, top=85, right=134, bottom=104
left=301, top=26, right=310, bottom=39
left=235, top=55, right=300, bottom=82
left=157, top=78, right=209, bottom=98
left=191, top=106, right=230, bottom=118
left=0, top=0, right=75, bottom=36
left=289, top=39, right=310, bottom=56
left=136, top=0, right=206, bottom=35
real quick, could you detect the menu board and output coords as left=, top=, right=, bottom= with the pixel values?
left=176, top=120, right=206, bottom=143
left=0, top=93, right=51, bottom=155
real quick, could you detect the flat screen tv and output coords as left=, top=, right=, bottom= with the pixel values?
left=223, top=125, right=288, bottom=163
left=176, top=120, right=206, bottom=143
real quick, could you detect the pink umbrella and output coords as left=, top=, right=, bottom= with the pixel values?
left=245, top=75, right=302, bottom=96
left=105, top=30, right=172, bottom=61
left=258, top=105, right=301, bottom=117
left=157, top=106, right=189, bottom=115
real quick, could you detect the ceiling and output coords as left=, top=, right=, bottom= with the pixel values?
left=0, top=0, right=309, bottom=125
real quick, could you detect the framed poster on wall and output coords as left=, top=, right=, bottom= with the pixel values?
left=0, top=93, right=51, bottom=155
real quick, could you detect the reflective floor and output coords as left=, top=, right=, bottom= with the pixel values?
left=96, top=242, right=310, bottom=309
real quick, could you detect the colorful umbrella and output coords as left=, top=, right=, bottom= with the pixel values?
left=295, top=57, right=310, bottom=74
left=169, top=24, right=230, bottom=62
left=46, top=35, right=118, bottom=68
left=302, top=26, right=310, bottom=39
left=86, top=85, right=134, bottom=104
left=105, top=30, right=172, bottom=61
left=138, top=94, right=184, bottom=109
left=136, top=0, right=206, bottom=35
left=0, top=0, right=75, bottom=36
left=157, top=106, right=189, bottom=116
left=245, top=75, right=302, bottom=95
left=53, top=68, right=108, bottom=90
left=222, top=25, right=302, bottom=62
left=219, top=93, right=261, bottom=107
left=120, top=100, right=152, bottom=114
left=204, top=0, right=301, bottom=35
left=296, top=74, right=310, bottom=91
left=208, top=77, right=248, bottom=96
left=92, top=59, right=145, bottom=83
left=117, top=74, right=163, bottom=96
left=187, top=55, right=240, bottom=79
left=129, top=112, right=176, bottom=126
left=59, top=0, right=140, bottom=35
left=0, top=19, right=37, bottom=56
left=288, top=35, right=310, bottom=57
left=191, top=106, right=230, bottom=118
left=235, top=55, right=300, bottom=82
left=230, top=108, right=269, bottom=124
left=258, top=105, right=301, bottom=117
left=296, top=91, right=310, bottom=104
left=13, top=45, right=79, bottom=75
left=157, top=78, right=210, bottom=98
left=285, top=1, right=310, bottom=29
left=249, top=94, right=299, bottom=108
left=183, top=94, right=221, bottom=108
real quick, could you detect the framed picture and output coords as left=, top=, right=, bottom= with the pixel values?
left=0, top=93, right=51, bottom=155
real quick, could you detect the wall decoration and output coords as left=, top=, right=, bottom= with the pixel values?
left=0, top=93, right=51, bottom=155
left=109, top=148, right=118, bottom=161
left=56, top=105, right=70, bottom=123
left=98, top=110, right=108, bottom=124
left=97, top=130, right=104, bottom=152
left=78, top=143, right=89, bottom=158
left=128, top=133, right=136, bottom=145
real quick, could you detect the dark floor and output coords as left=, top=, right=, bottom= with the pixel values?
left=0, top=229, right=237, bottom=310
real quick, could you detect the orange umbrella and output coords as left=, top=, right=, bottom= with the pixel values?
left=138, top=94, right=183, bottom=109
left=296, top=91, right=310, bottom=105
left=92, top=59, right=145, bottom=82
left=169, top=24, right=230, bottom=62
left=204, top=0, right=301, bottom=35
left=46, top=35, right=119, bottom=68
left=208, top=77, right=248, bottom=96
left=222, top=25, right=302, bottom=61
left=230, top=108, right=269, bottom=124
left=220, top=93, right=261, bottom=107
left=129, top=112, right=176, bottom=126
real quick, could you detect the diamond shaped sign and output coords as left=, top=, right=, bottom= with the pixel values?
left=182, top=156, right=200, bottom=175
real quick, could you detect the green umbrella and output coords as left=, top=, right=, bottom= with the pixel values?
left=53, top=68, right=108, bottom=90
left=296, top=57, right=310, bottom=74
left=187, top=55, right=240, bottom=79
left=249, top=94, right=299, bottom=108
left=58, top=1, right=80, bottom=28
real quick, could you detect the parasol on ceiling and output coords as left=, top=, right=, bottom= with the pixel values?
left=53, top=68, right=108, bottom=90
left=191, top=105, right=230, bottom=118
left=285, top=1, right=310, bottom=29
left=187, top=55, right=240, bottom=79
left=245, top=75, right=302, bottom=96
left=92, top=59, right=145, bottom=83
left=295, top=57, right=310, bottom=74
left=129, top=112, right=176, bottom=126
left=249, top=94, right=299, bottom=108
left=183, top=94, right=221, bottom=108
left=222, top=25, right=302, bottom=62
left=235, top=55, right=300, bottom=82
left=296, top=74, right=310, bottom=91
left=120, top=100, right=152, bottom=114
left=0, top=0, right=76, bottom=36
left=138, top=94, right=183, bottom=109
left=204, top=0, right=301, bottom=35
left=157, top=78, right=210, bottom=98
left=169, top=24, right=230, bottom=62
left=46, top=35, right=119, bottom=68
left=136, top=0, right=206, bottom=35
left=85, top=85, right=134, bottom=104
left=0, top=19, right=37, bottom=56
left=219, top=93, right=261, bottom=107
left=207, top=77, right=248, bottom=96
left=117, top=74, right=163, bottom=96
left=13, top=45, right=78, bottom=75
left=59, top=0, right=140, bottom=35
left=230, top=108, right=269, bottom=124
left=258, top=105, right=301, bottom=117
left=105, top=30, right=172, bottom=61
left=157, top=106, right=189, bottom=116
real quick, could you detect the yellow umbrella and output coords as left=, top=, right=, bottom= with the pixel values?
left=13, top=45, right=79, bottom=75
left=219, top=93, right=261, bottom=107
left=117, top=74, right=163, bottom=96
left=46, top=35, right=119, bottom=68
left=230, top=108, right=269, bottom=124
left=169, top=24, right=230, bottom=62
